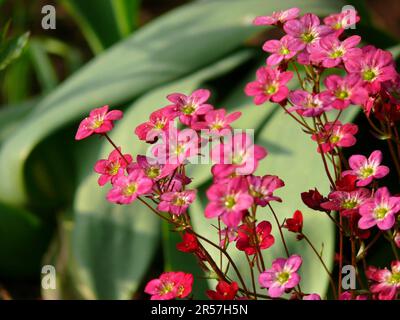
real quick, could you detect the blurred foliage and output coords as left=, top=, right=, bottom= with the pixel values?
left=0, top=0, right=399, bottom=299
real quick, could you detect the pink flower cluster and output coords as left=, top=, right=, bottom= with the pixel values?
left=76, top=6, right=400, bottom=301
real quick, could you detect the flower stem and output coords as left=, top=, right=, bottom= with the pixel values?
left=103, top=133, right=130, bottom=165
left=302, top=233, right=337, bottom=299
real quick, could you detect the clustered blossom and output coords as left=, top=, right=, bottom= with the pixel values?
left=76, top=6, right=400, bottom=301
left=259, top=255, right=302, bottom=298
left=144, top=271, right=193, bottom=300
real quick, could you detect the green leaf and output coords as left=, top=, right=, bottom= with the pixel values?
left=61, top=0, right=139, bottom=54
left=0, top=31, right=29, bottom=71
left=111, top=0, right=141, bottom=37
left=68, top=52, right=249, bottom=299
left=29, top=39, right=59, bottom=92
left=0, top=202, right=51, bottom=278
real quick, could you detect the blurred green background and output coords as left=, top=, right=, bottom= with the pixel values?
left=0, top=0, right=399, bottom=299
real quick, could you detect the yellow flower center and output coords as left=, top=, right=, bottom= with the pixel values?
left=122, top=183, right=138, bottom=196
left=146, top=166, right=160, bottom=179
left=108, top=163, right=120, bottom=175
left=182, top=104, right=196, bottom=115
left=374, top=207, right=389, bottom=220
left=277, top=271, right=290, bottom=284
left=224, top=195, right=236, bottom=209
left=362, top=69, right=377, bottom=82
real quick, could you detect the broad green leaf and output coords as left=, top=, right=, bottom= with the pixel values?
left=61, top=0, right=122, bottom=53
left=29, top=39, right=58, bottom=92
left=0, top=202, right=51, bottom=278
left=0, top=31, right=29, bottom=71
left=0, top=0, right=347, bottom=206
left=69, top=52, right=250, bottom=299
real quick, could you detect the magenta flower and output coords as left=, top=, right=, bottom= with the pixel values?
left=324, top=9, right=360, bottom=35
left=343, top=150, right=390, bottom=187
left=323, top=74, right=368, bottom=110
left=75, top=105, right=123, bottom=140
left=94, top=148, right=133, bottom=186
left=366, top=261, right=400, bottom=300
left=135, top=106, right=176, bottom=142
left=211, top=133, right=267, bottom=178
left=345, top=45, right=397, bottom=93
left=144, top=271, right=193, bottom=300
left=309, top=35, right=361, bottom=68
left=339, top=291, right=368, bottom=300
left=288, top=90, right=331, bottom=117
left=167, top=89, right=213, bottom=126
left=152, top=128, right=199, bottom=165
left=263, top=35, right=303, bottom=66
left=259, top=255, right=302, bottom=298
left=236, top=221, right=275, bottom=255
left=283, top=13, right=333, bottom=49
left=157, top=190, right=196, bottom=216
left=303, top=293, right=321, bottom=300
left=312, top=121, right=358, bottom=153
left=247, top=175, right=285, bottom=206
left=253, top=8, right=300, bottom=26
left=191, top=109, right=241, bottom=135
left=358, top=187, right=400, bottom=230
left=245, top=66, right=293, bottom=105
left=205, top=177, right=253, bottom=227
left=106, top=169, right=153, bottom=204
left=129, top=155, right=176, bottom=181
left=321, top=188, right=370, bottom=217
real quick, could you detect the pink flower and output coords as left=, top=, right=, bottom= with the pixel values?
left=263, top=35, right=303, bottom=66
left=309, top=35, right=361, bottom=68
left=247, top=175, right=284, bottom=206
left=358, top=187, right=400, bottom=230
left=345, top=45, right=397, bottom=93
left=135, top=106, right=176, bottom=142
left=339, top=291, right=368, bottom=300
left=253, top=8, right=300, bottom=26
left=321, top=188, right=370, bottom=218
left=211, top=133, right=267, bottom=178
left=236, top=221, right=275, bottom=255
left=259, top=255, right=302, bottom=298
left=323, top=74, right=368, bottom=110
left=167, top=89, right=213, bottom=126
left=324, top=9, right=360, bottom=35
left=166, top=173, right=192, bottom=192
left=157, top=190, right=196, bottom=216
left=288, top=90, right=331, bottom=117
left=106, top=169, right=153, bottom=204
left=205, top=177, right=253, bottom=227
left=245, top=66, right=293, bottom=105
left=303, top=293, right=321, bottom=300
left=191, top=109, right=241, bottom=135
left=129, top=155, right=176, bottom=181
left=94, top=148, right=133, bottom=186
left=75, top=105, right=123, bottom=140
left=343, top=150, right=390, bottom=186
left=283, top=13, right=333, bottom=49
left=144, top=271, right=193, bottom=300
left=152, top=128, right=199, bottom=165
left=366, top=261, right=400, bottom=300
left=311, top=121, right=358, bottom=153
